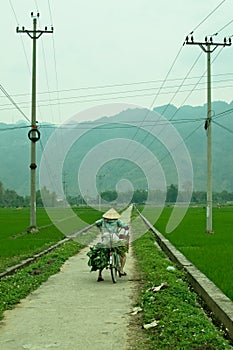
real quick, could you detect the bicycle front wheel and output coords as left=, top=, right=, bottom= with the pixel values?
left=110, top=252, right=120, bottom=283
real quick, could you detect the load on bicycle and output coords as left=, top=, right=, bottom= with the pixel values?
left=87, top=208, right=129, bottom=282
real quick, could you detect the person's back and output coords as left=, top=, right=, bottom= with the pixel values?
left=94, top=208, right=129, bottom=281
left=96, top=216, right=127, bottom=245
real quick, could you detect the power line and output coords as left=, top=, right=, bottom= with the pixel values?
left=160, top=51, right=203, bottom=119
left=166, top=46, right=227, bottom=123
left=17, top=12, right=53, bottom=232
left=8, top=0, right=31, bottom=73
left=81, top=0, right=231, bottom=173
left=188, top=0, right=227, bottom=35
left=0, top=84, right=30, bottom=123
left=212, top=119, right=233, bottom=134
left=213, top=19, right=233, bottom=36
left=185, top=34, right=232, bottom=233
left=112, top=49, right=224, bottom=170
left=1, top=72, right=232, bottom=100
left=1, top=81, right=233, bottom=113
left=3, top=104, right=233, bottom=132
left=0, top=116, right=206, bottom=132
left=113, top=49, right=203, bottom=172
left=114, top=35, right=232, bottom=201
left=213, top=106, right=233, bottom=119
left=0, top=125, right=29, bottom=132
left=2, top=76, right=233, bottom=105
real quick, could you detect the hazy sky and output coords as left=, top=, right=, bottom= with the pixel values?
left=1, top=0, right=233, bottom=124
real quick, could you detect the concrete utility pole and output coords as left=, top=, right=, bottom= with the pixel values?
left=185, top=35, right=231, bottom=233
left=97, top=174, right=105, bottom=211
left=17, top=13, right=53, bottom=232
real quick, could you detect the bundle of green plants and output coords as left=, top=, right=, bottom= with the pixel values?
left=87, top=241, right=127, bottom=271
left=130, top=231, right=232, bottom=349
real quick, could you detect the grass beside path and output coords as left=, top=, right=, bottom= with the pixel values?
left=0, top=241, right=83, bottom=321
left=129, top=231, right=233, bottom=350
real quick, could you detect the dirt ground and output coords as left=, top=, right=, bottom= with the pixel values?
left=0, top=207, right=140, bottom=350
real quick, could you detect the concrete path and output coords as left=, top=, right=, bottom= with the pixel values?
left=0, top=206, right=137, bottom=350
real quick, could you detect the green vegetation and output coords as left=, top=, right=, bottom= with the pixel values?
left=152, top=206, right=233, bottom=301
left=87, top=241, right=128, bottom=271
left=0, top=241, right=83, bottom=320
left=1, top=206, right=233, bottom=348
left=0, top=206, right=101, bottom=272
left=131, top=231, right=232, bottom=349
left=0, top=206, right=102, bottom=320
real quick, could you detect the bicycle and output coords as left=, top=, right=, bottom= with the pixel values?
left=100, top=227, right=129, bottom=283
left=108, top=233, right=122, bottom=283
left=88, top=226, right=129, bottom=283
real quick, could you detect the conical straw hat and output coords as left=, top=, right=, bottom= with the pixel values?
left=102, top=208, right=120, bottom=219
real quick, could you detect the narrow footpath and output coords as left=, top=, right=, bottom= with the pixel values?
left=0, top=206, right=137, bottom=350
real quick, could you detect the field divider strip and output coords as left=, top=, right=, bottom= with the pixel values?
left=0, top=223, right=95, bottom=280
left=134, top=204, right=233, bottom=341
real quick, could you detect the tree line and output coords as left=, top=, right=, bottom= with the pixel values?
left=1, top=182, right=233, bottom=208
left=0, top=182, right=56, bottom=208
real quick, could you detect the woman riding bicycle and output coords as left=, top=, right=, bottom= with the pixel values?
left=95, top=208, right=129, bottom=282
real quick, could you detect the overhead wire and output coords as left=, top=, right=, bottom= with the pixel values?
left=0, top=84, right=30, bottom=123
left=115, top=45, right=186, bottom=168
left=7, top=0, right=62, bottom=200
left=107, top=0, right=229, bottom=176
left=5, top=1, right=233, bottom=196
left=1, top=72, right=233, bottom=99
left=46, top=0, right=67, bottom=186
left=109, top=1, right=232, bottom=184
left=116, top=50, right=205, bottom=168
left=212, top=106, right=233, bottom=119
left=212, top=119, right=233, bottom=134
left=127, top=45, right=226, bottom=169
left=1, top=78, right=233, bottom=114
left=0, top=116, right=206, bottom=132
left=156, top=51, right=203, bottom=120
left=2, top=76, right=233, bottom=107
left=188, top=0, right=227, bottom=35
left=32, top=0, right=65, bottom=198
left=212, top=18, right=233, bottom=35
left=47, top=0, right=61, bottom=119
left=8, top=0, right=31, bottom=72
left=112, top=52, right=204, bottom=172
left=116, top=120, right=204, bottom=180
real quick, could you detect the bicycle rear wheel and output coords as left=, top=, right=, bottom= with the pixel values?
left=110, top=252, right=120, bottom=283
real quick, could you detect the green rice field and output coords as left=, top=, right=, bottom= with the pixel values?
left=1, top=205, right=233, bottom=302
left=150, top=206, right=233, bottom=301
left=0, top=206, right=101, bottom=272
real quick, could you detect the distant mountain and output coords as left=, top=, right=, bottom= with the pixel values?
left=0, top=100, right=233, bottom=196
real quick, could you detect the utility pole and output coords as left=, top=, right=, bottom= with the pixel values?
left=97, top=174, right=105, bottom=211
left=185, top=35, right=231, bottom=233
left=63, top=172, right=68, bottom=207
left=17, top=13, right=53, bottom=232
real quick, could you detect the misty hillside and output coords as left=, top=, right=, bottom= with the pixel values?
left=0, top=100, right=233, bottom=196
